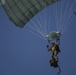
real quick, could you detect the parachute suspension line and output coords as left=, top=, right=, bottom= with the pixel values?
left=53, top=2, right=59, bottom=31
left=61, top=13, right=74, bottom=34
left=27, top=24, right=45, bottom=38
left=61, top=14, right=76, bottom=34
left=52, top=4, right=57, bottom=31
left=25, top=27, right=46, bottom=40
left=28, top=19, right=45, bottom=37
left=26, top=10, right=47, bottom=38
left=53, top=3, right=57, bottom=31
left=56, top=2, right=62, bottom=32
left=44, top=7, right=48, bottom=35
left=58, top=0, right=64, bottom=32
left=36, top=11, right=47, bottom=38
left=37, top=14, right=47, bottom=36
left=31, top=7, right=47, bottom=37
left=60, top=0, right=70, bottom=32
left=48, top=11, right=52, bottom=34
left=25, top=15, right=45, bottom=37
left=59, top=0, right=70, bottom=33
left=30, top=4, right=44, bottom=35
left=57, top=2, right=62, bottom=32
left=46, top=12, right=50, bottom=35
left=68, top=20, right=76, bottom=36
left=56, top=2, right=60, bottom=32
left=42, top=1, right=48, bottom=36
left=32, top=15, right=46, bottom=37
left=61, top=0, right=76, bottom=34
left=41, top=11, right=47, bottom=37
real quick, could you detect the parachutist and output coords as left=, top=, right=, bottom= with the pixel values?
left=47, top=39, right=60, bottom=68
left=47, top=38, right=61, bottom=74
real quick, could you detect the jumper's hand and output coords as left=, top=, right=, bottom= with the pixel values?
left=47, top=45, right=49, bottom=48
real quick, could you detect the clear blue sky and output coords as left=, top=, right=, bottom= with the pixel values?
left=0, top=0, right=76, bottom=75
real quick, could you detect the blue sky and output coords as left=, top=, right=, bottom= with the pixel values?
left=0, top=0, right=76, bottom=75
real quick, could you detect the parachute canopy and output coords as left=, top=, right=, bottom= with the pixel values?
left=1, top=0, right=59, bottom=27
left=46, top=31, right=61, bottom=41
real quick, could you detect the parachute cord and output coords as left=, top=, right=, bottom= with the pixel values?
left=44, top=8, right=48, bottom=35
left=61, top=15, right=76, bottom=34
left=25, top=11, right=47, bottom=38
left=56, top=2, right=62, bottom=32
left=59, top=0, right=70, bottom=32
left=56, top=2, right=59, bottom=31
left=27, top=24, right=45, bottom=38
left=42, top=2, right=48, bottom=36
left=61, top=1, right=74, bottom=32
left=32, top=11, right=47, bottom=36
left=29, top=19, right=45, bottom=35
left=52, top=4, right=56, bottom=30
left=58, top=0, right=65, bottom=32
left=25, top=27, right=46, bottom=41
left=47, top=13, right=50, bottom=34
left=39, top=13, right=48, bottom=36
left=60, top=0, right=76, bottom=33
left=53, top=2, right=59, bottom=31
left=48, top=13, right=53, bottom=34
left=28, top=15, right=45, bottom=36
left=37, top=12, right=48, bottom=36
left=32, top=16, right=46, bottom=36
left=27, top=11, right=48, bottom=38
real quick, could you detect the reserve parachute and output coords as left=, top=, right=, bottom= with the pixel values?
left=46, top=31, right=61, bottom=41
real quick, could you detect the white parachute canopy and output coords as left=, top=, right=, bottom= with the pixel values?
left=46, top=31, right=61, bottom=41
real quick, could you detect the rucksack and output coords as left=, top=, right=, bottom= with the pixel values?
left=49, top=58, right=58, bottom=68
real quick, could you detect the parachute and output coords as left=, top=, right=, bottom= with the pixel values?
left=1, top=0, right=76, bottom=74
left=0, top=0, right=59, bottom=27
left=0, top=0, right=75, bottom=42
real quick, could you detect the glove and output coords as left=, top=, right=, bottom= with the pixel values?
left=47, top=45, right=49, bottom=48
left=56, top=39, right=60, bottom=41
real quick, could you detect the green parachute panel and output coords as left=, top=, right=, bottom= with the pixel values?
left=1, top=0, right=59, bottom=27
